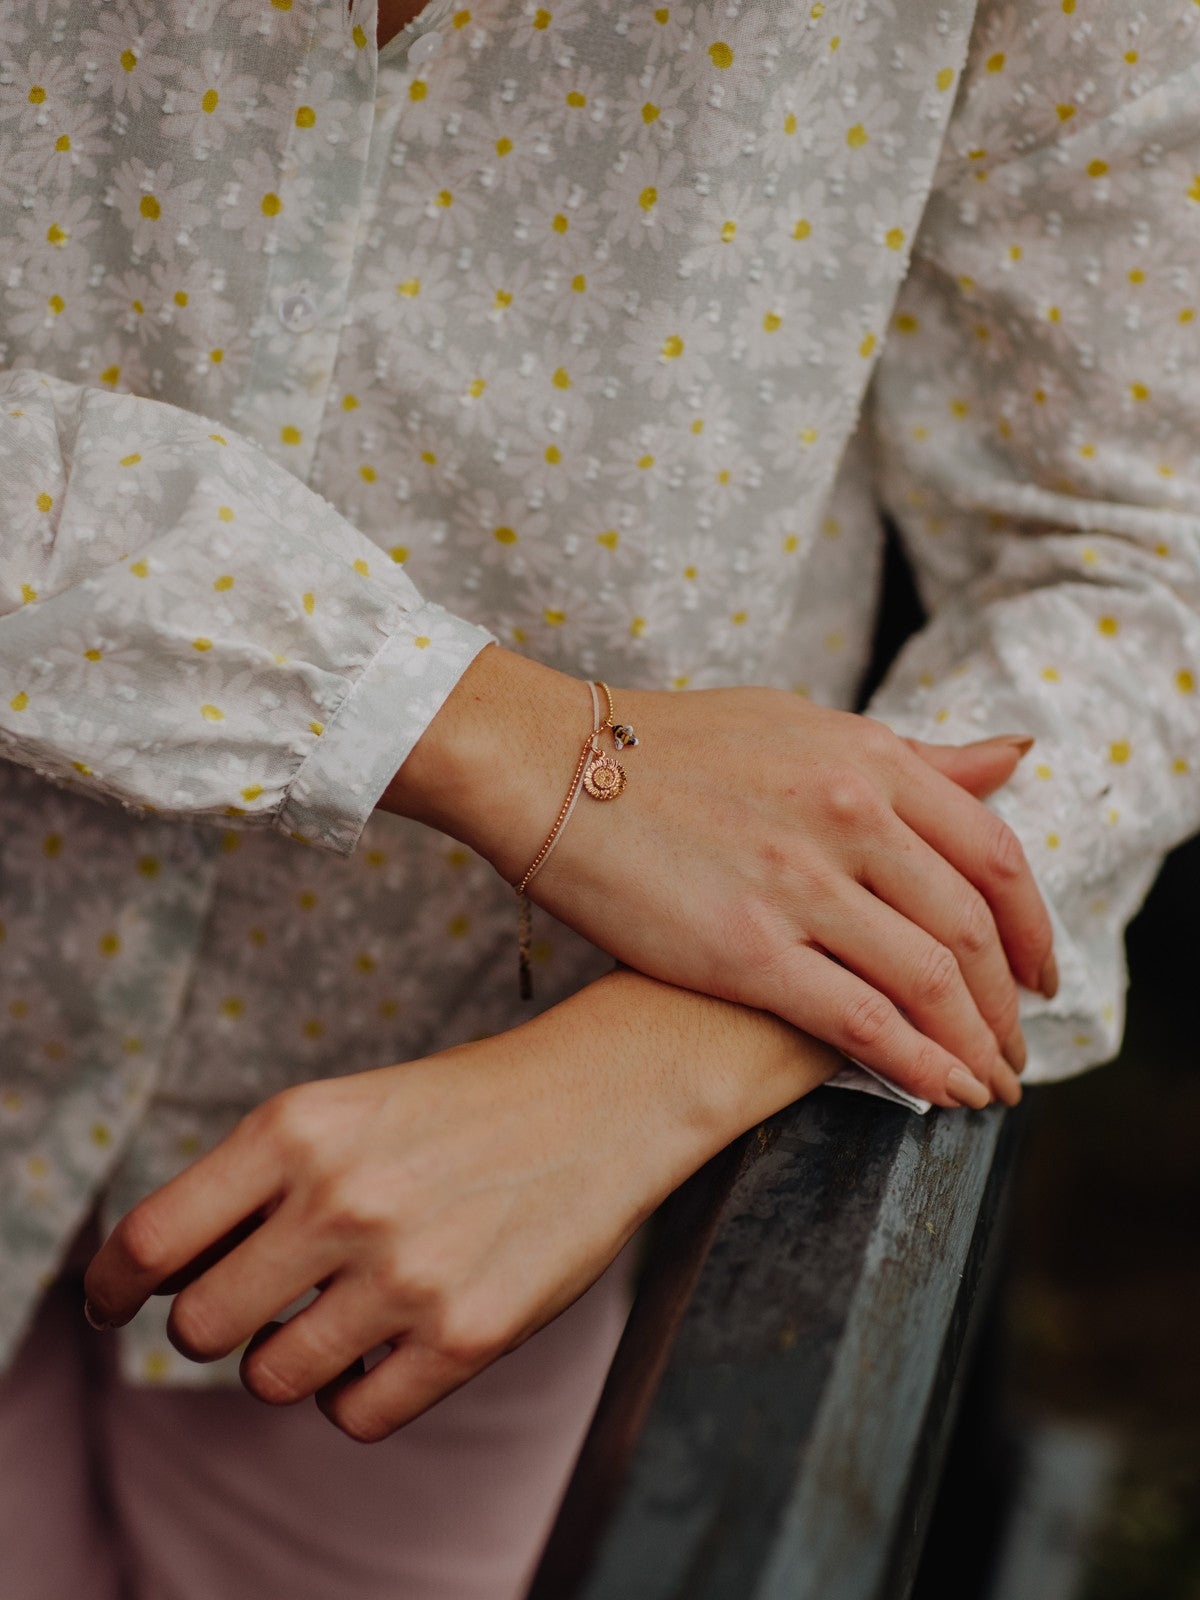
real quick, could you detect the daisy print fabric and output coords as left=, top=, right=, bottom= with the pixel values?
left=1, top=0, right=1200, bottom=1382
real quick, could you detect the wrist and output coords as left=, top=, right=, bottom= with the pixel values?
left=378, top=644, right=590, bottom=881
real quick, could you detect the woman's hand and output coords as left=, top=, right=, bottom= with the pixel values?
left=83, top=972, right=839, bottom=1441
left=385, top=648, right=1052, bottom=1109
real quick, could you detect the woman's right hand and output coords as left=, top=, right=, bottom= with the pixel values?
left=384, top=647, right=1055, bottom=1109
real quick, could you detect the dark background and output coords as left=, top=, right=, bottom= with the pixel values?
left=868, top=530, right=1200, bottom=1598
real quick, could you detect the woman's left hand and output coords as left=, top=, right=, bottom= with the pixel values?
left=83, top=972, right=838, bottom=1440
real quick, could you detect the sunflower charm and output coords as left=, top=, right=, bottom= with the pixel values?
left=583, top=752, right=626, bottom=800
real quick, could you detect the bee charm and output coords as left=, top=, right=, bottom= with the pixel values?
left=611, top=723, right=639, bottom=750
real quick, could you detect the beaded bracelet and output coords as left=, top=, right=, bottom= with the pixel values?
left=514, top=680, right=638, bottom=999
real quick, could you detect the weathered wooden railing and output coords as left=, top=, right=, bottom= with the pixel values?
left=528, top=1088, right=1024, bottom=1600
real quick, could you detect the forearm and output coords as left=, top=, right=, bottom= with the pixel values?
left=508, top=966, right=843, bottom=1204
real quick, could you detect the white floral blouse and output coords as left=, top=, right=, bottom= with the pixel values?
left=2, top=0, right=1199, bottom=1385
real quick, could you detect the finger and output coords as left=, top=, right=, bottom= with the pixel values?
left=84, top=1115, right=283, bottom=1329
left=776, top=945, right=995, bottom=1110
left=166, top=1201, right=343, bottom=1364
left=316, top=1338, right=480, bottom=1443
left=903, top=735, right=1033, bottom=799
left=238, top=1278, right=405, bottom=1405
left=890, top=753, right=1056, bottom=997
left=817, top=881, right=1022, bottom=1106
left=859, top=820, right=1027, bottom=1074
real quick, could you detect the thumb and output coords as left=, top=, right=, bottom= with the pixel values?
left=904, top=734, right=1035, bottom=798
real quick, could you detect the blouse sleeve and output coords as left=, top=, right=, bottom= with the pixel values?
left=0, top=369, right=494, bottom=854
left=863, top=17, right=1200, bottom=1085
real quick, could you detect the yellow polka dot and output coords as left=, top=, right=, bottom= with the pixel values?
left=884, top=227, right=905, bottom=250
left=639, top=186, right=657, bottom=211
left=303, top=592, right=315, bottom=614
left=353, top=558, right=370, bottom=576
left=762, top=310, right=782, bottom=333
left=596, top=529, right=619, bottom=550
left=84, top=647, right=103, bottom=661
left=240, top=785, right=263, bottom=803
left=9, top=690, right=29, bottom=712
left=54, top=135, right=69, bottom=152
left=209, top=433, right=227, bottom=445
left=201, top=704, right=224, bottom=721
left=447, top=914, right=471, bottom=938
left=630, top=616, right=646, bottom=638
left=571, top=274, right=586, bottom=293
left=414, top=635, right=432, bottom=649
left=566, top=90, right=586, bottom=107
left=544, top=444, right=561, bottom=465
left=859, top=333, right=877, bottom=358
left=1129, top=382, right=1150, bottom=402
left=295, top=104, right=316, bottom=128
left=213, top=574, right=234, bottom=592
left=453, top=9, right=471, bottom=26
left=986, top=51, right=1005, bottom=72
left=98, top=931, right=121, bottom=957
left=533, top=7, right=551, bottom=26
left=261, top=192, right=282, bottom=217
left=139, top=194, right=160, bottom=220
left=732, top=610, right=748, bottom=626
left=1097, top=615, right=1119, bottom=636
left=28, top=85, right=45, bottom=104
left=36, top=491, right=53, bottom=513
left=280, top=425, right=302, bottom=445
left=119, top=453, right=141, bottom=468
left=352, top=22, right=367, bottom=46
left=1046, top=832, right=1060, bottom=849
left=436, top=189, right=452, bottom=207
left=637, top=453, right=655, bottom=469
left=302, top=1017, right=325, bottom=1039
left=202, top=87, right=219, bottom=114
left=1176, top=670, right=1196, bottom=694
left=494, top=525, right=518, bottom=545
left=309, top=720, right=324, bottom=736
left=1109, top=739, right=1131, bottom=764
left=220, top=995, right=244, bottom=1019
left=846, top=123, right=868, bottom=148
left=708, top=40, right=733, bottom=68
left=1087, top=159, right=1109, bottom=178
left=120, top=47, right=138, bottom=73
left=936, top=67, right=955, bottom=90
left=544, top=608, right=566, bottom=627
left=42, top=833, right=62, bottom=857
left=894, top=312, right=919, bottom=334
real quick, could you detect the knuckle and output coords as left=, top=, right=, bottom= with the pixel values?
left=115, top=1206, right=171, bottom=1279
left=431, top=1301, right=510, bottom=1371
left=310, top=1175, right=392, bottom=1243
left=907, top=1041, right=949, bottom=1100
left=167, top=1294, right=227, bottom=1363
left=323, top=1394, right=392, bottom=1445
left=915, top=943, right=958, bottom=1007
left=984, top=818, right=1026, bottom=885
left=954, top=890, right=995, bottom=959
left=842, top=991, right=897, bottom=1052
left=818, top=769, right=881, bottom=827
left=241, top=1352, right=305, bottom=1407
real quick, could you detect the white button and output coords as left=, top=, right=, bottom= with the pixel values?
left=408, top=29, right=443, bottom=65
left=278, top=290, right=318, bottom=334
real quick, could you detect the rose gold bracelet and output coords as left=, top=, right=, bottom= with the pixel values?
left=514, top=680, right=638, bottom=999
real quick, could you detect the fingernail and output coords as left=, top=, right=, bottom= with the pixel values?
left=971, top=733, right=1035, bottom=757
left=947, top=1066, right=991, bottom=1110
left=1002, top=1026, right=1027, bottom=1074
left=1040, top=952, right=1059, bottom=1000
left=83, top=1298, right=116, bottom=1333
left=994, top=1058, right=1023, bottom=1108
